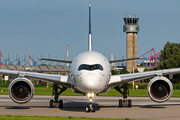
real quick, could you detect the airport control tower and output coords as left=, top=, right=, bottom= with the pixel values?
left=123, top=14, right=139, bottom=72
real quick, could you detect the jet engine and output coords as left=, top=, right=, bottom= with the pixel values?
left=147, top=76, right=173, bottom=103
left=8, top=77, right=34, bottom=104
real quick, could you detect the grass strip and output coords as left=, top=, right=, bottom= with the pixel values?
left=0, top=115, right=132, bottom=120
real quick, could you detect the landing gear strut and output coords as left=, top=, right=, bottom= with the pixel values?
left=114, top=83, right=132, bottom=107
left=49, top=84, right=67, bottom=109
left=85, top=93, right=96, bottom=112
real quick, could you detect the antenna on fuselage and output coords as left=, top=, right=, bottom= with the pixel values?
left=88, top=4, right=92, bottom=51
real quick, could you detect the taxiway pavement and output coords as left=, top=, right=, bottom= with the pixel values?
left=0, top=95, right=180, bottom=119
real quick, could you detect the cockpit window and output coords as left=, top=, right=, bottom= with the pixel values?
left=78, top=64, right=103, bottom=71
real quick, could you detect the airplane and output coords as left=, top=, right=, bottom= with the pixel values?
left=0, top=4, right=180, bottom=112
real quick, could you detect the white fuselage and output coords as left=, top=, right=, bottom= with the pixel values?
left=70, top=51, right=111, bottom=94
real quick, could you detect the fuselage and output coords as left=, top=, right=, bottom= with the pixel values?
left=70, top=51, right=111, bottom=94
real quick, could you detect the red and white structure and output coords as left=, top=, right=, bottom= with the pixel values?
left=67, top=45, right=69, bottom=66
left=0, top=50, right=5, bottom=65
left=139, top=48, right=160, bottom=67
left=47, top=82, right=49, bottom=90
left=28, top=55, right=33, bottom=66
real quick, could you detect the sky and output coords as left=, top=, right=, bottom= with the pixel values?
left=0, top=0, right=180, bottom=65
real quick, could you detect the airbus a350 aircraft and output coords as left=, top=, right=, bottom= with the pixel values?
left=0, top=4, right=180, bottom=112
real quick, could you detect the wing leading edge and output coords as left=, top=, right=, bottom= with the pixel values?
left=0, top=69, right=73, bottom=88
left=108, top=68, right=180, bottom=88
left=40, top=56, right=142, bottom=64
left=109, top=57, right=142, bottom=63
left=39, top=58, right=72, bottom=63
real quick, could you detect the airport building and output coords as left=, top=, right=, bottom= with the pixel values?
left=123, top=14, right=139, bottom=72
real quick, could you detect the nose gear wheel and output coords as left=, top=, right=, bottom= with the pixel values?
left=86, top=104, right=96, bottom=112
left=86, top=96, right=96, bottom=112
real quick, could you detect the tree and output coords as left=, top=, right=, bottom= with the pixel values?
left=155, top=41, right=180, bottom=83
left=140, top=63, right=144, bottom=66
left=111, top=70, right=118, bottom=75
left=131, top=69, right=139, bottom=73
left=120, top=69, right=129, bottom=74
left=156, top=41, right=180, bottom=69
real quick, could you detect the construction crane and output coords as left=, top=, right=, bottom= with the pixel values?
left=28, top=55, right=38, bottom=66
left=28, top=55, right=33, bottom=66
left=0, top=50, right=6, bottom=65
left=139, top=48, right=160, bottom=67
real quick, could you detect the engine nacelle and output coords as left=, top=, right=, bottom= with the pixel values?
left=147, top=76, right=173, bottom=103
left=8, top=77, right=34, bottom=104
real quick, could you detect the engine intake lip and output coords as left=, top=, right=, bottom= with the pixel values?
left=8, top=77, right=34, bottom=104
left=147, top=76, right=173, bottom=103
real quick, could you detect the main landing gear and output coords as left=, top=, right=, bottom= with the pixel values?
left=49, top=84, right=67, bottom=109
left=114, top=83, right=132, bottom=107
left=85, top=93, right=96, bottom=112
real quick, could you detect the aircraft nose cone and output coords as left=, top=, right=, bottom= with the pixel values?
left=83, top=73, right=99, bottom=92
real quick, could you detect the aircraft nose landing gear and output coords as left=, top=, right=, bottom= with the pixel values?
left=86, top=93, right=96, bottom=112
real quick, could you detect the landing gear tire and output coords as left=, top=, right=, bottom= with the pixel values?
left=86, top=105, right=96, bottom=112
left=49, top=84, right=67, bottom=109
left=91, top=105, right=96, bottom=112
left=128, top=99, right=132, bottom=107
left=50, top=100, right=54, bottom=108
left=118, top=99, right=132, bottom=107
left=86, top=105, right=90, bottom=112
left=119, top=99, right=122, bottom=107
left=114, top=84, right=132, bottom=108
left=59, top=100, right=63, bottom=108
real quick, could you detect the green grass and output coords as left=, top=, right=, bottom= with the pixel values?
left=99, top=89, right=148, bottom=97
left=0, top=86, right=180, bottom=97
left=34, top=87, right=82, bottom=96
left=0, top=115, right=131, bottom=120
left=99, top=88, right=180, bottom=97
left=0, top=87, right=8, bottom=95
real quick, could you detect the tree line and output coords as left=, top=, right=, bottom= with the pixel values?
left=113, top=41, right=180, bottom=84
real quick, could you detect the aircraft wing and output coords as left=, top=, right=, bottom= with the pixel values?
left=39, top=58, right=72, bottom=63
left=0, top=69, right=73, bottom=88
left=108, top=68, right=180, bottom=88
left=109, top=57, right=142, bottom=63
